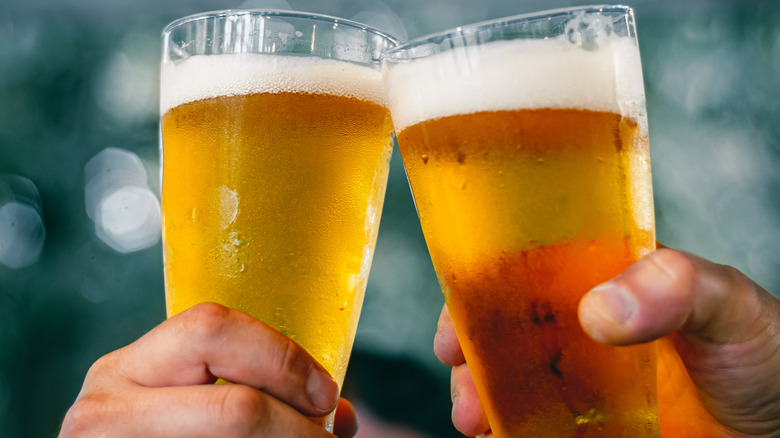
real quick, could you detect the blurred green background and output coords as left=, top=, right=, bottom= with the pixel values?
left=1, top=0, right=779, bottom=436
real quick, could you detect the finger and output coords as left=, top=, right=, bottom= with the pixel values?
left=115, top=302, right=339, bottom=416
left=434, top=304, right=466, bottom=366
left=450, top=363, right=490, bottom=437
left=579, top=248, right=780, bottom=434
left=577, top=248, right=768, bottom=346
left=333, top=398, right=358, bottom=438
left=63, top=382, right=337, bottom=438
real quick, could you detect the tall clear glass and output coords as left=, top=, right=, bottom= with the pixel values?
left=160, top=10, right=397, bottom=431
left=383, top=5, right=658, bottom=437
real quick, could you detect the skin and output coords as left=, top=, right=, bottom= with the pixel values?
left=59, top=302, right=358, bottom=438
left=435, top=248, right=780, bottom=438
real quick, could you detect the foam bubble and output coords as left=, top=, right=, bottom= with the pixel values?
left=160, top=53, right=387, bottom=115
left=383, top=35, right=647, bottom=132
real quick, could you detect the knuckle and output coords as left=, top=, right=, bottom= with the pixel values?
left=650, top=248, right=696, bottom=283
left=182, top=302, right=232, bottom=342
left=215, top=385, right=270, bottom=436
left=84, top=354, right=111, bottom=381
left=83, top=350, right=122, bottom=385
left=273, top=336, right=305, bottom=380
left=60, top=394, right=109, bottom=437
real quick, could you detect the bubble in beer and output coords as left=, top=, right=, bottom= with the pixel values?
left=575, top=408, right=605, bottom=425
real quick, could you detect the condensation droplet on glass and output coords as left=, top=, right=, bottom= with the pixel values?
left=227, top=232, right=243, bottom=249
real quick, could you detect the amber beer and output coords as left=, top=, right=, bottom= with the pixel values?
left=383, top=7, right=658, bottom=437
left=160, top=11, right=396, bottom=430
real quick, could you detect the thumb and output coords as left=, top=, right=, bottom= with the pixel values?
left=578, top=248, right=780, bottom=435
left=577, top=248, right=766, bottom=346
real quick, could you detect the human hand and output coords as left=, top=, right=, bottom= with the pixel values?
left=435, top=248, right=780, bottom=437
left=60, top=302, right=358, bottom=438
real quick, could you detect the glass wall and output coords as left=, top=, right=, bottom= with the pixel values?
left=1, top=0, right=778, bottom=436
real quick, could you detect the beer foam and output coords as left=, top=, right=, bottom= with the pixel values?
left=160, top=53, right=387, bottom=115
left=383, top=36, right=647, bottom=132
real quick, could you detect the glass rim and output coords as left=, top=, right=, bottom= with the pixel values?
left=162, top=8, right=400, bottom=46
left=382, top=4, right=633, bottom=58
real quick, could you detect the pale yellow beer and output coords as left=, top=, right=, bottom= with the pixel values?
left=160, top=12, right=396, bottom=430
left=384, top=8, right=659, bottom=437
left=160, top=83, right=393, bottom=382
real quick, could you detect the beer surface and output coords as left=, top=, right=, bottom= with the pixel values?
left=161, top=53, right=387, bottom=115
left=161, top=86, right=393, bottom=385
left=397, top=108, right=657, bottom=436
left=384, top=36, right=647, bottom=133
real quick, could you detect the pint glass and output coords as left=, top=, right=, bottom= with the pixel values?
left=383, top=6, right=658, bottom=437
left=160, top=10, right=397, bottom=430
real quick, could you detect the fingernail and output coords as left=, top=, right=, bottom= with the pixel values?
left=307, top=367, right=339, bottom=412
left=586, top=282, right=638, bottom=326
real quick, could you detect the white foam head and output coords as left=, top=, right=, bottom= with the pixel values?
left=160, top=53, right=388, bottom=115
left=382, top=35, right=647, bottom=132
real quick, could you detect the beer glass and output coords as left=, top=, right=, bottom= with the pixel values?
left=382, top=6, right=658, bottom=437
left=160, top=10, right=397, bottom=431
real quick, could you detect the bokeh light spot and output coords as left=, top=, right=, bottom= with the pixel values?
left=0, top=175, right=46, bottom=270
left=85, top=148, right=160, bottom=253
left=352, top=1, right=409, bottom=42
